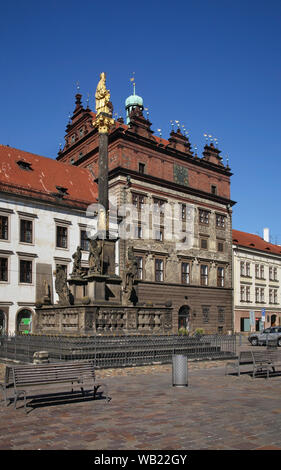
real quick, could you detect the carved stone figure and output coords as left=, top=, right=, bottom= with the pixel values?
left=88, top=239, right=103, bottom=274
left=43, top=279, right=51, bottom=305
left=71, top=246, right=83, bottom=276
left=122, top=246, right=138, bottom=304
left=55, top=265, right=71, bottom=305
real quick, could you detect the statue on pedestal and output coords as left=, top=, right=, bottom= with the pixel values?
left=71, top=246, right=83, bottom=277
left=122, top=246, right=138, bottom=304
left=88, top=239, right=103, bottom=275
left=55, top=265, right=72, bottom=305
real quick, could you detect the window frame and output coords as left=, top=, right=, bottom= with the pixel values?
left=19, top=258, right=33, bottom=284
left=56, top=225, right=68, bottom=250
left=155, top=258, right=164, bottom=282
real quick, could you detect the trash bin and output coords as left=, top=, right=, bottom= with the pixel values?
left=172, top=354, right=188, bottom=387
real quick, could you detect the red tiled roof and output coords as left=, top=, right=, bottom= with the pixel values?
left=232, top=229, right=281, bottom=256
left=0, top=145, right=98, bottom=209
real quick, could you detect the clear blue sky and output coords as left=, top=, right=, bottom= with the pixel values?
left=1, top=0, right=281, bottom=242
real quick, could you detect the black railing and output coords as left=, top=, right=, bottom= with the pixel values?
left=0, top=334, right=236, bottom=368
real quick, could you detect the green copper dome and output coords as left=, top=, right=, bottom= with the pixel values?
left=125, top=83, right=144, bottom=124
left=125, top=93, right=143, bottom=108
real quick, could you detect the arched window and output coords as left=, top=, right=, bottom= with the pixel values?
left=16, top=309, right=32, bottom=335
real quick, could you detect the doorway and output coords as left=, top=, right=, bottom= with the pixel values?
left=178, top=305, right=190, bottom=332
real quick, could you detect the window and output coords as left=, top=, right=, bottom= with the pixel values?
left=217, top=241, right=224, bottom=252
left=79, top=128, right=84, bottom=138
left=19, top=260, right=32, bottom=283
left=269, top=267, right=273, bottom=280
left=200, top=238, right=208, bottom=250
left=56, top=226, right=68, bottom=249
left=269, top=289, right=278, bottom=304
left=132, top=193, right=145, bottom=211
left=246, top=286, right=251, bottom=302
left=260, top=265, right=264, bottom=279
left=240, top=285, right=245, bottom=302
left=216, top=214, right=225, bottom=228
left=218, top=307, right=225, bottom=323
left=139, top=163, right=145, bottom=174
left=255, top=287, right=260, bottom=303
left=16, top=160, right=32, bottom=171
left=260, top=288, right=265, bottom=302
left=71, top=135, right=76, bottom=143
left=153, top=198, right=165, bottom=213
left=181, top=262, right=190, bottom=284
left=154, top=227, right=164, bottom=242
left=255, top=264, right=260, bottom=279
left=20, top=219, right=33, bottom=244
left=217, top=267, right=224, bottom=287
left=240, top=261, right=245, bottom=276
left=135, top=224, right=143, bottom=239
left=211, top=185, right=217, bottom=195
left=274, top=267, right=278, bottom=281
left=80, top=230, right=89, bottom=251
left=246, top=262, right=251, bottom=277
left=181, top=204, right=186, bottom=220
left=0, top=215, right=8, bottom=240
left=0, top=258, right=8, bottom=282
left=199, top=209, right=209, bottom=225
left=202, top=306, right=209, bottom=323
left=135, top=256, right=143, bottom=280
left=155, top=259, right=164, bottom=282
left=200, top=265, right=208, bottom=286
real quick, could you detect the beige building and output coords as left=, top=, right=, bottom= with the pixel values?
left=233, top=228, right=281, bottom=333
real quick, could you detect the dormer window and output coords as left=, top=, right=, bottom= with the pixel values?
left=56, top=186, right=68, bottom=196
left=17, top=160, right=32, bottom=171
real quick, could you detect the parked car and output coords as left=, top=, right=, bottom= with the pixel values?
left=248, top=327, right=281, bottom=346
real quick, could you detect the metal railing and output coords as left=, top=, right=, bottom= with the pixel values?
left=0, top=334, right=236, bottom=368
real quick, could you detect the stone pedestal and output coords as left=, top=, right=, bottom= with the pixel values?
left=68, top=276, right=87, bottom=304
left=86, top=274, right=108, bottom=302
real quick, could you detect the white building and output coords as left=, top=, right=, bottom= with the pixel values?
left=0, top=145, right=100, bottom=334
left=232, top=228, right=281, bottom=333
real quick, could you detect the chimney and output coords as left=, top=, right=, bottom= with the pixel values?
left=263, top=228, right=270, bottom=242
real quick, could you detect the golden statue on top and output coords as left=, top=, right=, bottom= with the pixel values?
left=94, top=72, right=114, bottom=133
left=95, top=72, right=111, bottom=115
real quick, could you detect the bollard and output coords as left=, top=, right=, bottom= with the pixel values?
left=172, top=354, right=188, bottom=387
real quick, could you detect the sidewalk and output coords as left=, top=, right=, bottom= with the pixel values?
left=0, top=351, right=281, bottom=450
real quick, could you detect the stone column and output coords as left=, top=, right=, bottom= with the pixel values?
left=98, top=132, right=109, bottom=215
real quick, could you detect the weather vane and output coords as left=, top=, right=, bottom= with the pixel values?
left=130, top=72, right=136, bottom=94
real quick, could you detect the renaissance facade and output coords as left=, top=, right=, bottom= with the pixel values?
left=56, top=85, right=236, bottom=334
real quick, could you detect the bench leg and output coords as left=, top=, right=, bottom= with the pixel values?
left=14, top=391, right=27, bottom=412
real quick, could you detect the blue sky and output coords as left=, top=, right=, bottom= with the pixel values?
left=1, top=0, right=281, bottom=242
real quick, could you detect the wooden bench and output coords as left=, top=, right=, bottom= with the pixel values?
left=9, top=360, right=109, bottom=412
left=225, top=351, right=254, bottom=376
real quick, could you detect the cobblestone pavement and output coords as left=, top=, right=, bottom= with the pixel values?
left=0, top=349, right=281, bottom=450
